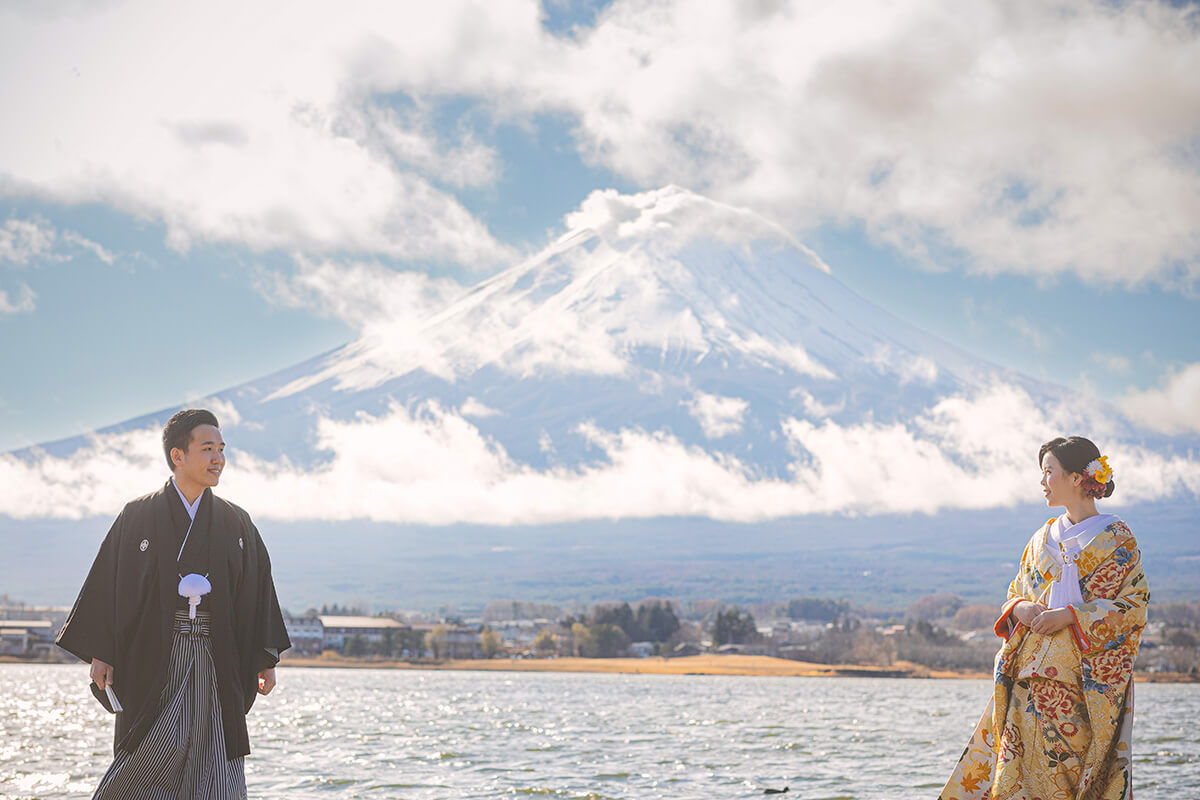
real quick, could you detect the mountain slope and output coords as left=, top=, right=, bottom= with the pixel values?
left=3, top=187, right=1195, bottom=526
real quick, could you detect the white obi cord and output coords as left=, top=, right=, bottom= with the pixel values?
left=1044, top=513, right=1117, bottom=609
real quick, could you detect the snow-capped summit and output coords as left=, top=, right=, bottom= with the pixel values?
left=270, top=185, right=986, bottom=401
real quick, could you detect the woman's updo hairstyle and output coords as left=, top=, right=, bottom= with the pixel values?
left=1038, top=436, right=1115, bottom=499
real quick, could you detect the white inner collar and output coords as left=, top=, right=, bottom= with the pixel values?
left=1047, top=512, right=1117, bottom=557
left=171, top=477, right=202, bottom=521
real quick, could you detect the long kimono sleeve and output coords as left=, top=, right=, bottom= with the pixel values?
left=249, top=524, right=290, bottom=675
left=56, top=511, right=124, bottom=666
left=1071, top=534, right=1148, bottom=683
left=994, top=539, right=1039, bottom=641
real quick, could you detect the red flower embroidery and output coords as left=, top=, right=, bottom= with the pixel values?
left=999, top=722, right=1025, bottom=763
left=1085, top=560, right=1127, bottom=600
left=1088, top=646, right=1134, bottom=685
left=1031, top=681, right=1077, bottom=721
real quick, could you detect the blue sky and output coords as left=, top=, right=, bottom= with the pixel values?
left=1, top=0, right=1198, bottom=453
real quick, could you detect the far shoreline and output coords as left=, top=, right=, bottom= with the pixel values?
left=274, top=653, right=1195, bottom=683
left=5, top=653, right=1193, bottom=681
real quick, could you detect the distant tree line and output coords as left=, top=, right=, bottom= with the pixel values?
left=562, top=600, right=683, bottom=657
left=713, top=608, right=758, bottom=645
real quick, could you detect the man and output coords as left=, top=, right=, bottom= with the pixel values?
left=57, top=409, right=290, bottom=799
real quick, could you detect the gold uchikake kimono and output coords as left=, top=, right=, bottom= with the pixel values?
left=941, top=517, right=1149, bottom=800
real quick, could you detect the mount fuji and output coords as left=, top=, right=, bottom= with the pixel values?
left=3, top=187, right=1198, bottom=610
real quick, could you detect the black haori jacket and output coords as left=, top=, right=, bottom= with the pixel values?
left=57, top=481, right=291, bottom=757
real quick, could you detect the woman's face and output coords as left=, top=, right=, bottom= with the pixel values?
left=1040, top=451, right=1081, bottom=507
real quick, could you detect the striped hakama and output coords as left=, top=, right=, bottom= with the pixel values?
left=92, top=611, right=247, bottom=800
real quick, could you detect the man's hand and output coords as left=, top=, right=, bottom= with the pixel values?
left=1029, top=607, right=1075, bottom=635
left=90, top=658, right=113, bottom=689
left=257, top=668, right=276, bottom=696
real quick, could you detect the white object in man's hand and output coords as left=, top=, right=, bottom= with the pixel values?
left=257, top=668, right=276, bottom=695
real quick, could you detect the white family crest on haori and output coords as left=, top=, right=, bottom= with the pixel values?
left=139, top=539, right=149, bottom=552
left=177, top=573, right=212, bottom=620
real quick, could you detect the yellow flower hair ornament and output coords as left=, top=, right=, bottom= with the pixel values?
left=1086, top=456, right=1113, bottom=485
left=1081, top=456, right=1114, bottom=497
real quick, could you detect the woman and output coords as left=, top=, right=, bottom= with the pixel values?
left=941, top=436, right=1149, bottom=800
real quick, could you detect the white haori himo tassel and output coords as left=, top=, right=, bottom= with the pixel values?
left=177, top=573, right=212, bottom=620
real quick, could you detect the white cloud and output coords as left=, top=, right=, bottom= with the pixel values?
left=460, top=397, right=502, bottom=418
left=190, top=396, right=243, bottom=428
left=866, top=344, right=938, bottom=385
left=260, top=256, right=465, bottom=330
left=9, top=1, right=1194, bottom=287
left=1120, top=362, right=1200, bottom=434
left=362, top=103, right=499, bottom=190
left=0, top=218, right=55, bottom=265
left=60, top=231, right=115, bottom=265
left=523, top=0, right=1200, bottom=286
left=791, top=388, right=844, bottom=419
left=0, top=216, right=114, bottom=267
left=684, top=391, right=749, bottom=438
left=3, top=384, right=1196, bottom=523
left=0, top=283, right=35, bottom=314
left=0, top=1, right=514, bottom=266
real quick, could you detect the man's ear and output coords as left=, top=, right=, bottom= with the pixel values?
left=170, top=447, right=184, bottom=469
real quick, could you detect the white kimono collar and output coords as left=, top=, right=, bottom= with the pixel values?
left=171, top=477, right=202, bottom=521
left=1046, top=512, right=1118, bottom=556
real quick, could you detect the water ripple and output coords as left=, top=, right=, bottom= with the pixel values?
left=1, top=666, right=1197, bottom=799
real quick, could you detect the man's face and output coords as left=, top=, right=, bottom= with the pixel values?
left=172, top=424, right=225, bottom=488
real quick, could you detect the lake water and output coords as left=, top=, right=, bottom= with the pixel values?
left=1, top=665, right=1197, bottom=799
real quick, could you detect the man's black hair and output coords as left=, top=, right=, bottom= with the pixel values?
left=162, top=409, right=220, bottom=471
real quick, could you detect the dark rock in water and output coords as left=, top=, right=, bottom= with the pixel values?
left=763, top=788, right=789, bottom=795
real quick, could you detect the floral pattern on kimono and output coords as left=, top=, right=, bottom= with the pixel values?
left=941, top=518, right=1149, bottom=800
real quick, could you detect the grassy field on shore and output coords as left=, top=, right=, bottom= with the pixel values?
left=279, top=653, right=987, bottom=679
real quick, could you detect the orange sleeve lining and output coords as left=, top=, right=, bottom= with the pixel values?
left=994, top=598, right=1023, bottom=640
left=1066, top=605, right=1091, bottom=653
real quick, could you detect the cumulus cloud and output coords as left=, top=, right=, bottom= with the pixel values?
left=0, top=216, right=115, bottom=313
left=460, top=397, right=502, bottom=418
left=8, top=1, right=1197, bottom=288
left=791, top=388, right=844, bottom=419
left=260, top=256, right=465, bottom=330
left=0, top=217, right=112, bottom=267
left=0, top=218, right=55, bottom=265
left=0, top=1, right=513, bottom=266
left=3, top=383, right=1196, bottom=523
left=684, top=391, right=749, bottom=438
left=526, top=0, right=1200, bottom=287
left=1119, top=362, right=1200, bottom=434
left=0, top=284, right=35, bottom=314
